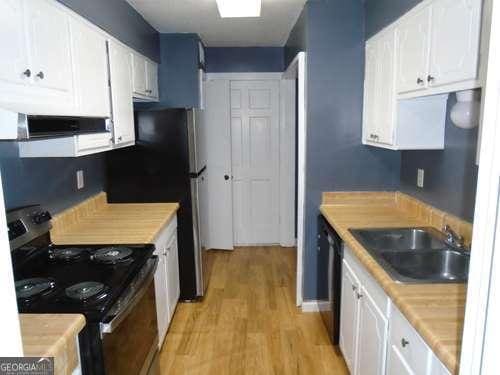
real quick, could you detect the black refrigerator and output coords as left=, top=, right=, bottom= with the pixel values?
left=106, top=108, right=207, bottom=301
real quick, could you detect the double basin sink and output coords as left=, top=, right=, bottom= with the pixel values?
left=349, top=227, right=470, bottom=283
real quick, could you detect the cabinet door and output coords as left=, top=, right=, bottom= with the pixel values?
left=339, top=259, right=361, bottom=374
left=25, top=0, right=73, bottom=94
left=146, top=60, right=158, bottom=98
left=396, top=6, right=431, bottom=93
left=356, top=285, right=388, bottom=375
left=387, top=345, right=415, bottom=375
left=70, top=18, right=110, bottom=117
left=375, top=31, right=396, bottom=145
left=166, top=233, right=180, bottom=321
left=0, top=0, right=30, bottom=90
left=153, top=250, right=169, bottom=348
left=108, top=41, right=135, bottom=145
left=428, top=0, right=481, bottom=87
left=363, top=41, right=378, bottom=144
left=131, top=53, right=147, bottom=96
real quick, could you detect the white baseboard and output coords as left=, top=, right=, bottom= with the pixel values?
left=301, top=300, right=331, bottom=313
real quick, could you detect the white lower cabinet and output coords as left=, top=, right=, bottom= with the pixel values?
left=340, top=246, right=390, bottom=375
left=340, top=245, right=451, bottom=375
left=153, top=216, right=180, bottom=348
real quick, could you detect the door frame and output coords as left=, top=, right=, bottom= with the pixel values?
left=459, top=0, right=500, bottom=372
left=204, top=72, right=296, bottom=247
left=282, top=52, right=307, bottom=307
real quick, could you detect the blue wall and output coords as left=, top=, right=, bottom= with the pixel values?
left=205, top=47, right=285, bottom=72
left=0, top=143, right=105, bottom=213
left=364, top=0, right=479, bottom=221
left=57, top=0, right=160, bottom=62
left=286, top=0, right=401, bottom=301
left=137, top=34, right=201, bottom=109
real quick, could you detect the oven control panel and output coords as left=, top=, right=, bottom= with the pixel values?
left=7, top=205, right=52, bottom=251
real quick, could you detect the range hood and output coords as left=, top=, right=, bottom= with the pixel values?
left=0, top=108, right=111, bottom=140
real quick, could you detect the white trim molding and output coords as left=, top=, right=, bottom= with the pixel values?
left=282, top=52, right=307, bottom=307
left=205, top=72, right=283, bottom=81
left=301, top=300, right=331, bottom=313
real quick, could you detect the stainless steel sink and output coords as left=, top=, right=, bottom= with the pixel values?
left=349, top=227, right=470, bottom=283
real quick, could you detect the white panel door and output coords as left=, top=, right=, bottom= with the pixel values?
left=230, top=80, right=280, bottom=245
left=396, top=5, right=431, bottom=93
left=70, top=17, right=110, bottom=117
left=108, top=40, right=135, bottom=145
left=375, top=30, right=396, bottom=145
left=204, top=79, right=234, bottom=250
left=339, top=259, right=361, bottom=374
left=25, top=0, right=73, bottom=94
left=0, top=0, right=30, bottom=90
left=428, top=0, right=482, bottom=87
left=356, top=285, right=389, bottom=375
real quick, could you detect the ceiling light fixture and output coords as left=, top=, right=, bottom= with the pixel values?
left=216, top=0, right=262, bottom=18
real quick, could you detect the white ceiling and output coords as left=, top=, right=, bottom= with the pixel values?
left=126, top=0, right=307, bottom=47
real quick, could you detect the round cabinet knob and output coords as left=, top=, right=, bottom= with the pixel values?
left=427, top=75, right=435, bottom=83
left=351, top=285, right=357, bottom=291
left=118, top=136, right=122, bottom=141
left=356, top=292, right=363, bottom=299
left=417, top=78, right=424, bottom=85
left=36, top=71, right=44, bottom=79
left=401, top=338, right=410, bottom=348
left=23, top=69, right=31, bottom=78
left=224, top=175, right=230, bottom=180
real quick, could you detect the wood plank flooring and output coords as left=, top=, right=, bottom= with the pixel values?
left=159, top=246, right=349, bottom=374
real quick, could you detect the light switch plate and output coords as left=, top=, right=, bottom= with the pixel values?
left=417, top=168, right=425, bottom=188
left=77, top=170, right=84, bottom=190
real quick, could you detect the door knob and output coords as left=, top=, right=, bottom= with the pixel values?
left=224, top=175, right=230, bottom=180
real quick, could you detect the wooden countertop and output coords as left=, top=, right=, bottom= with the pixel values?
left=20, top=314, right=86, bottom=375
left=320, top=192, right=471, bottom=374
left=50, top=192, right=179, bottom=245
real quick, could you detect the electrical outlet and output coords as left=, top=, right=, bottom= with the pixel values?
left=417, top=168, right=425, bottom=188
left=76, top=170, right=84, bottom=190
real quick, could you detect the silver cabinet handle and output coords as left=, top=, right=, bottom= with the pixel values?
left=23, top=69, right=31, bottom=77
left=401, top=338, right=409, bottom=348
left=417, top=77, right=424, bottom=85
left=36, top=71, right=44, bottom=79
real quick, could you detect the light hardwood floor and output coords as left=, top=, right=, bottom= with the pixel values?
left=159, top=246, right=349, bottom=374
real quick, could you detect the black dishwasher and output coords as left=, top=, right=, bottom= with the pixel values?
left=318, top=215, right=343, bottom=345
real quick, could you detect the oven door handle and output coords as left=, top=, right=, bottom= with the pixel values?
left=100, top=256, right=158, bottom=335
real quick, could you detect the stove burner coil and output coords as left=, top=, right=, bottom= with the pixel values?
left=92, top=247, right=133, bottom=264
left=65, top=281, right=107, bottom=302
left=15, top=278, right=56, bottom=300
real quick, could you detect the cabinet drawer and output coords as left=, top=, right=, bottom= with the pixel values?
left=76, top=132, right=112, bottom=152
left=390, top=305, right=431, bottom=375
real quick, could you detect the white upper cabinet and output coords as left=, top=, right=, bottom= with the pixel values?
left=428, top=0, right=482, bottom=88
left=131, top=52, right=159, bottom=100
left=0, top=0, right=75, bottom=114
left=70, top=17, right=110, bottom=117
left=395, top=0, right=482, bottom=97
left=0, top=0, right=30, bottom=91
left=108, top=40, right=135, bottom=146
left=396, top=5, right=431, bottom=94
left=25, top=0, right=73, bottom=94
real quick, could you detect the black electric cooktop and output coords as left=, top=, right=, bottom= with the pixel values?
left=12, top=243, right=154, bottom=322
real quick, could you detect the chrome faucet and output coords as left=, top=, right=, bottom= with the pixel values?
left=442, top=225, right=465, bottom=250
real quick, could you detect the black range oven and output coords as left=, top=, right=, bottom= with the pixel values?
left=8, top=205, right=160, bottom=375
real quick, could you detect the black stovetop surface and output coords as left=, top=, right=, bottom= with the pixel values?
left=12, top=243, right=154, bottom=322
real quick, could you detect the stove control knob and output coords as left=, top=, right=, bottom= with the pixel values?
left=32, top=211, right=52, bottom=225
